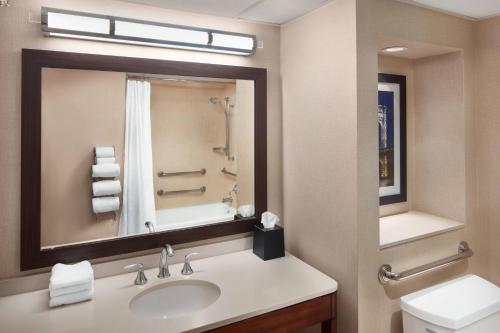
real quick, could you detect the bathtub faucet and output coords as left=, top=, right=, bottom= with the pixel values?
left=222, top=196, right=233, bottom=205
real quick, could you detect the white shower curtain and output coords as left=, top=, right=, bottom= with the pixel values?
left=119, top=80, right=156, bottom=236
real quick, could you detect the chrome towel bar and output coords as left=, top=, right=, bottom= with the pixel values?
left=221, top=167, right=237, bottom=177
left=158, top=168, right=206, bottom=177
left=378, top=241, right=473, bottom=284
left=157, top=186, right=206, bottom=196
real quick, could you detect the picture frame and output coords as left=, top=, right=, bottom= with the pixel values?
left=378, top=73, right=407, bottom=205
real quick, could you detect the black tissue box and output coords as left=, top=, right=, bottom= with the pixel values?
left=252, top=223, right=285, bottom=261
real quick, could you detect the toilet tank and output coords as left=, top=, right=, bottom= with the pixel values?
left=401, top=275, right=500, bottom=333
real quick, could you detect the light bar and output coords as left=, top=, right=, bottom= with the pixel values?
left=41, top=7, right=256, bottom=56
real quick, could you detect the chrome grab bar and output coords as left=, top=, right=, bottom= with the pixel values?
left=157, top=168, right=206, bottom=177
left=378, top=241, right=473, bottom=284
left=221, top=168, right=237, bottom=177
left=157, top=186, right=206, bottom=196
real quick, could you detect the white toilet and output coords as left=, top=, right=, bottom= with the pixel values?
left=401, top=275, right=500, bottom=332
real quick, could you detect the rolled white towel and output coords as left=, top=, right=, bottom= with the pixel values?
left=96, top=157, right=116, bottom=164
left=92, top=196, right=120, bottom=214
left=237, top=204, right=255, bottom=218
left=50, top=280, right=93, bottom=298
left=92, top=180, right=121, bottom=197
left=49, top=287, right=94, bottom=307
left=95, top=146, right=115, bottom=158
left=92, top=163, right=120, bottom=178
left=50, top=261, right=94, bottom=290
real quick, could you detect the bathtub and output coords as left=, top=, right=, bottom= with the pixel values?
left=155, top=202, right=237, bottom=232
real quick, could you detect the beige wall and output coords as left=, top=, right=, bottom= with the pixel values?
left=0, top=0, right=281, bottom=279
left=377, top=52, right=469, bottom=333
left=283, top=1, right=480, bottom=333
left=475, top=16, right=500, bottom=285
left=151, top=81, right=238, bottom=210
left=281, top=1, right=360, bottom=332
left=367, top=1, right=479, bottom=333
left=413, top=52, right=466, bottom=222
left=379, top=51, right=466, bottom=222
left=41, top=69, right=125, bottom=247
left=234, top=80, right=255, bottom=206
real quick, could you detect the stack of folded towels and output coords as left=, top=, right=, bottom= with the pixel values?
left=49, top=261, right=94, bottom=307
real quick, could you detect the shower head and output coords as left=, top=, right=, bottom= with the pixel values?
left=209, top=97, right=218, bottom=105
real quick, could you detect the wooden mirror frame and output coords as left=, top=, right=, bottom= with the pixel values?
left=21, top=49, right=267, bottom=270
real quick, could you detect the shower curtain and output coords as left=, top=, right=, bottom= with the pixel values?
left=119, top=80, right=156, bottom=236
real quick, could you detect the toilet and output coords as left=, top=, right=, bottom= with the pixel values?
left=401, top=275, right=500, bottom=332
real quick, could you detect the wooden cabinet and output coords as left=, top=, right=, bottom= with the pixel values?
left=206, top=293, right=337, bottom=333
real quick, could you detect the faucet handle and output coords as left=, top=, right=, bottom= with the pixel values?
left=124, top=263, right=148, bottom=285
left=181, top=252, right=200, bottom=275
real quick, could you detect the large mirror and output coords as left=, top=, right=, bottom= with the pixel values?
left=41, top=69, right=254, bottom=248
left=21, top=49, right=266, bottom=269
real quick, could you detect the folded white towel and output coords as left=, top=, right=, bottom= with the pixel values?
left=50, top=261, right=94, bottom=290
left=49, top=287, right=94, bottom=307
left=96, top=157, right=116, bottom=164
left=237, top=204, right=255, bottom=218
left=95, top=146, right=115, bottom=158
left=50, top=280, right=92, bottom=298
left=92, top=180, right=121, bottom=197
left=92, top=163, right=120, bottom=178
left=261, top=211, right=280, bottom=229
left=92, top=196, right=120, bottom=214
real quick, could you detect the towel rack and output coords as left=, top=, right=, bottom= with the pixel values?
left=157, top=186, right=206, bottom=196
left=378, top=241, right=473, bottom=285
left=221, top=168, right=237, bottom=177
left=158, top=168, right=206, bottom=177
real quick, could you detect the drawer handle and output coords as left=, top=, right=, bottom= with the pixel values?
left=426, top=329, right=439, bottom=333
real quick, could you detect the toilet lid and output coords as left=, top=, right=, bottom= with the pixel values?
left=400, top=275, right=500, bottom=329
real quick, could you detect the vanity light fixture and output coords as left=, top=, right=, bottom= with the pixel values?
left=382, top=46, right=408, bottom=53
left=41, top=7, right=257, bottom=56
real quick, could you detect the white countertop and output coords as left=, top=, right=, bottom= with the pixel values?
left=0, top=250, right=338, bottom=333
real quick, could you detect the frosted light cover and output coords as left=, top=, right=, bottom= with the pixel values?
left=211, top=33, right=255, bottom=51
left=47, top=12, right=110, bottom=34
left=115, top=21, right=209, bottom=45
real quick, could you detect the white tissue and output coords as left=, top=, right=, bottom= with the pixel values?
left=92, top=196, right=120, bottom=214
left=237, top=205, right=255, bottom=218
left=92, top=180, right=121, bottom=197
left=261, top=211, right=279, bottom=229
left=95, top=146, right=115, bottom=158
left=92, top=163, right=120, bottom=178
left=96, top=157, right=116, bottom=164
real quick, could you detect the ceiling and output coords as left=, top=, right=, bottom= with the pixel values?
left=120, top=0, right=331, bottom=24
left=377, top=36, right=460, bottom=60
left=398, top=0, right=500, bottom=20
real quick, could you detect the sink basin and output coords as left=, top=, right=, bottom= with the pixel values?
left=129, top=280, right=221, bottom=319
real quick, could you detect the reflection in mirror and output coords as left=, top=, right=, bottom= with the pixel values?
left=40, top=68, right=255, bottom=249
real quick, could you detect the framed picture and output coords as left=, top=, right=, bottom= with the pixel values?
left=378, top=73, right=406, bottom=205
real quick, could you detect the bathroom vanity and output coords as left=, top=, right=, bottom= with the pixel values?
left=0, top=250, right=338, bottom=333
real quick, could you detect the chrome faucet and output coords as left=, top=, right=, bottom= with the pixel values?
left=158, top=244, right=174, bottom=278
left=181, top=252, right=200, bottom=275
